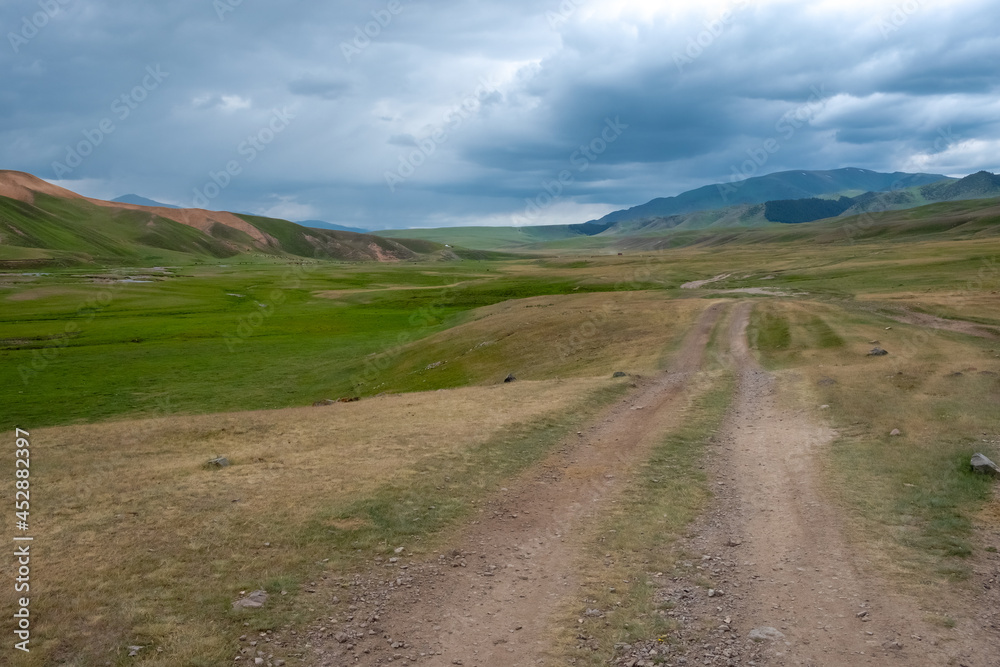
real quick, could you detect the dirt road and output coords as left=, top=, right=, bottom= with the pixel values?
left=647, top=302, right=999, bottom=666
left=291, top=300, right=999, bottom=667
left=298, top=302, right=727, bottom=666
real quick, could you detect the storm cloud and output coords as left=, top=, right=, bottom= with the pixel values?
left=2, top=0, right=997, bottom=229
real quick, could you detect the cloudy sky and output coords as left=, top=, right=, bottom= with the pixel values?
left=1, top=0, right=998, bottom=229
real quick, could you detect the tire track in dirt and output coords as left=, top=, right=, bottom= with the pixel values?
left=655, top=301, right=999, bottom=666
left=298, top=301, right=729, bottom=666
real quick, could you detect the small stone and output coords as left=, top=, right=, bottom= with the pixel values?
left=748, top=627, right=785, bottom=642
left=890, top=429, right=901, bottom=436
left=207, top=457, right=230, bottom=468
left=613, top=371, right=628, bottom=378
left=867, top=347, right=889, bottom=357
left=254, top=659, right=264, bottom=666
left=128, top=646, right=143, bottom=657
left=503, top=373, right=517, bottom=383
left=335, top=632, right=349, bottom=643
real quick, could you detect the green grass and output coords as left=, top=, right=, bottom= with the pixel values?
left=748, top=307, right=791, bottom=353
left=379, top=224, right=585, bottom=250
left=0, top=262, right=659, bottom=428
left=0, top=193, right=239, bottom=263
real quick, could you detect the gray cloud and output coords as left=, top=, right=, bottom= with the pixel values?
left=1, top=0, right=998, bottom=229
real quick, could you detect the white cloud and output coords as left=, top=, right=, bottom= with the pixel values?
left=257, top=197, right=318, bottom=222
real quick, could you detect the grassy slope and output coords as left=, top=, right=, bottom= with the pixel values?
left=0, top=193, right=241, bottom=263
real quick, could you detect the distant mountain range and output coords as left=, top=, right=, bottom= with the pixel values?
left=5, top=167, right=999, bottom=265
left=607, top=170, right=1000, bottom=233
left=112, top=194, right=180, bottom=209
left=589, top=167, right=951, bottom=227
left=298, top=220, right=370, bottom=234
left=382, top=168, right=1000, bottom=248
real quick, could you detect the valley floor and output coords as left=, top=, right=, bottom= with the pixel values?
left=5, top=243, right=1000, bottom=667
left=264, top=302, right=1000, bottom=667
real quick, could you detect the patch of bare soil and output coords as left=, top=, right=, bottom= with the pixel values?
left=707, top=287, right=803, bottom=297
left=261, top=303, right=727, bottom=667
left=884, top=309, right=1000, bottom=340
left=681, top=274, right=732, bottom=290
left=617, top=302, right=1000, bottom=666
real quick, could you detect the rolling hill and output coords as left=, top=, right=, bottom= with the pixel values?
left=589, top=167, right=949, bottom=226
left=0, top=171, right=452, bottom=265
left=843, top=171, right=1000, bottom=216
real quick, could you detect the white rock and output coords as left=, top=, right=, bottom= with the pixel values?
left=749, top=626, right=785, bottom=642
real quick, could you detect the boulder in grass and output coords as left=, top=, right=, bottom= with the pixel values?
left=232, top=590, right=268, bottom=610
left=504, top=374, right=517, bottom=383
left=207, top=457, right=230, bottom=468
left=867, top=347, right=889, bottom=356
left=971, top=453, right=1000, bottom=477
left=613, top=371, right=628, bottom=378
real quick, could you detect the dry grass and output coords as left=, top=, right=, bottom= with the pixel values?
left=0, top=378, right=616, bottom=666
left=859, top=289, right=1000, bottom=327
left=360, top=291, right=708, bottom=395
left=750, top=299, right=1000, bottom=595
